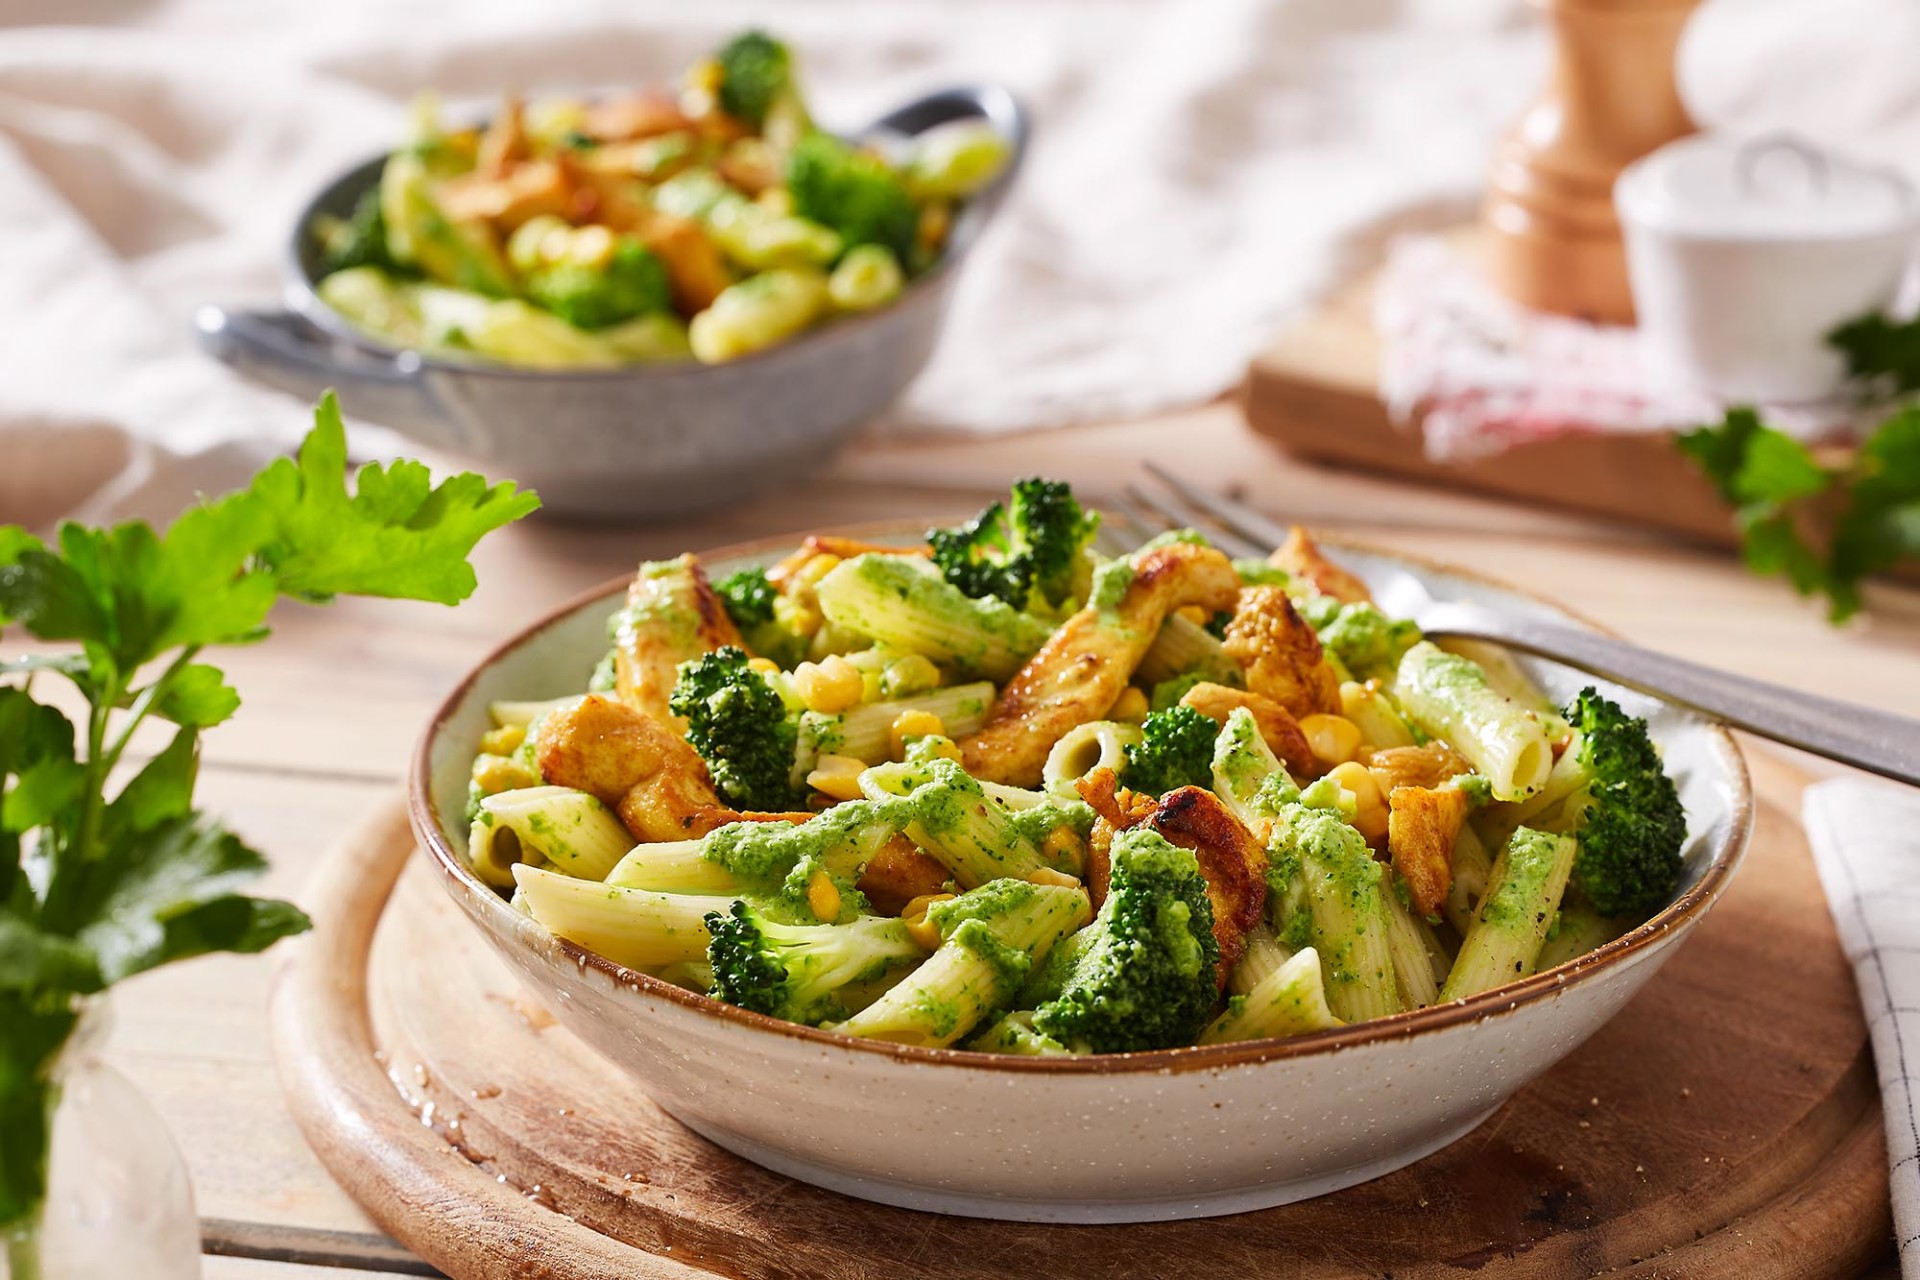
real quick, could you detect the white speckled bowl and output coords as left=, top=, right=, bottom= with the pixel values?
left=409, top=525, right=1752, bottom=1223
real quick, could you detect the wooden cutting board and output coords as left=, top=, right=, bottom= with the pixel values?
left=1242, top=232, right=1828, bottom=553
left=272, top=744, right=1894, bottom=1278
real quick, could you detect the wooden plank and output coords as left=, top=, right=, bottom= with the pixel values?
left=1240, top=233, right=1906, bottom=564
left=204, top=1258, right=431, bottom=1280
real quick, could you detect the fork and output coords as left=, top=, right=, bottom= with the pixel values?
left=1123, top=464, right=1920, bottom=788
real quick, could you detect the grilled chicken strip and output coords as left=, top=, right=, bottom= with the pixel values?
left=959, top=542, right=1242, bottom=786
left=1076, top=768, right=1267, bottom=987
left=1222, top=586, right=1342, bottom=719
left=613, top=554, right=744, bottom=725
left=1271, top=525, right=1372, bottom=605
left=536, top=694, right=802, bottom=842
left=1387, top=784, right=1472, bottom=918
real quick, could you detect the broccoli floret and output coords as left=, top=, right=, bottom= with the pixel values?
left=926, top=478, right=1100, bottom=613
left=316, top=186, right=404, bottom=278
left=716, top=567, right=777, bottom=627
left=1233, top=558, right=1290, bottom=588
left=1121, top=704, right=1218, bottom=797
left=669, top=646, right=801, bottom=811
left=788, top=132, right=917, bottom=261
left=714, top=30, right=796, bottom=128
left=1559, top=688, right=1686, bottom=918
left=705, top=900, right=925, bottom=1023
left=1030, top=828, right=1220, bottom=1052
left=527, top=238, right=672, bottom=331
left=1297, top=595, right=1421, bottom=678
left=712, top=567, right=808, bottom=669
left=1149, top=671, right=1207, bottom=712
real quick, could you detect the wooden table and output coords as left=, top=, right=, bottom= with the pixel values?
left=97, top=402, right=1920, bottom=1277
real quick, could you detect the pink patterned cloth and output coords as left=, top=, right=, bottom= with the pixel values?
left=1374, top=236, right=1852, bottom=462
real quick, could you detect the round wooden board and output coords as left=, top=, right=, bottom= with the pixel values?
left=272, top=745, right=1894, bottom=1279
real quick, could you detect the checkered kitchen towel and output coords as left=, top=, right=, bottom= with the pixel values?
left=1805, top=776, right=1920, bottom=1274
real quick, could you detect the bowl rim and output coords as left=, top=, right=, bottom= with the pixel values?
left=408, top=520, right=1754, bottom=1075
left=288, top=83, right=1024, bottom=384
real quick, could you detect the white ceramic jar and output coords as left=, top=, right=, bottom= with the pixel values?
left=1615, top=133, right=1920, bottom=403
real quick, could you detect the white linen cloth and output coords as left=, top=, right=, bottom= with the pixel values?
left=1805, top=777, right=1920, bottom=1276
left=1, top=0, right=1917, bottom=523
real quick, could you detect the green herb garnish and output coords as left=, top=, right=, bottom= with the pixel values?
left=0, top=393, right=536, bottom=1251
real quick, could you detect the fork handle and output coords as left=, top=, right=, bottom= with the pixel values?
left=1432, top=612, right=1920, bottom=787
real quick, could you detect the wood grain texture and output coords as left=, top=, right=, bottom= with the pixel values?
left=1240, top=235, right=1912, bottom=570
left=273, top=747, right=1889, bottom=1279
left=58, top=409, right=1915, bottom=1275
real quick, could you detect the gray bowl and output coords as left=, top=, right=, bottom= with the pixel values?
left=196, top=86, right=1026, bottom=520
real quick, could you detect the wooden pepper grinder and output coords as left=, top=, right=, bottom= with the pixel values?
left=1484, top=0, right=1699, bottom=323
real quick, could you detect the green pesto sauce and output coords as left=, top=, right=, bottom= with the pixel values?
left=1088, top=558, right=1135, bottom=610
left=949, top=917, right=1035, bottom=1003
left=1403, top=642, right=1490, bottom=697
left=928, top=879, right=1039, bottom=935
left=1232, top=559, right=1290, bottom=587
left=1481, top=827, right=1563, bottom=930
left=703, top=799, right=905, bottom=882
left=1003, top=801, right=1096, bottom=847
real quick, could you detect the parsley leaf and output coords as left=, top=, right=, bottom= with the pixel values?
left=0, top=392, right=535, bottom=1240
left=1830, top=312, right=1920, bottom=396
left=246, top=393, right=541, bottom=604
left=1680, top=404, right=1920, bottom=621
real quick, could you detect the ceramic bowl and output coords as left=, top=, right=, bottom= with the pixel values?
left=1616, top=132, right=1920, bottom=404
left=196, top=87, right=1025, bottom=520
left=409, top=525, right=1752, bottom=1224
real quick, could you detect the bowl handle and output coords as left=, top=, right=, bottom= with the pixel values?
left=868, top=84, right=1030, bottom=222
left=194, top=304, right=446, bottom=435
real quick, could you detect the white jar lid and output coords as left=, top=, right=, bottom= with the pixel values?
left=1616, top=133, right=1919, bottom=241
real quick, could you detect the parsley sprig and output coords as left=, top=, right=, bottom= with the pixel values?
left=0, top=394, right=537, bottom=1245
left=1679, top=314, right=1920, bottom=621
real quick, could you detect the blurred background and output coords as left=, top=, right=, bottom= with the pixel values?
left=5, top=0, right=1917, bottom=526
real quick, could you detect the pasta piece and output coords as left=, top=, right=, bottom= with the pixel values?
left=813, top=554, right=1050, bottom=682
left=1439, top=827, right=1580, bottom=1001
left=689, top=267, right=830, bottom=363
left=605, top=837, right=745, bottom=895
left=1272, top=525, right=1371, bottom=604
left=767, top=536, right=929, bottom=586
left=613, top=554, right=744, bottom=724
left=477, top=786, right=634, bottom=882
left=817, top=682, right=997, bottom=764
left=1535, top=898, right=1632, bottom=971
left=1386, top=784, right=1472, bottom=918
left=837, top=882, right=1091, bottom=1047
left=1227, top=922, right=1293, bottom=997
left=1392, top=642, right=1552, bottom=802
left=1179, top=682, right=1317, bottom=778
left=958, top=542, right=1243, bottom=786
left=1221, top=587, right=1342, bottom=719
left=1205, top=707, right=1295, bottom=835
left=1382, top=877, right=1447, bottom=1009
left=1199, top=947, right=1343, bottom=1044
left=1268, top=805, right=1403, bottom=1023
left=860, top=759, right=1058, bottom=889
left=1339, top=680, right=1418, bottom=749
left=1443, top=823, right=1496, bottom=937
left=1436, top=637, right=1569, bottom=738
left=1044, top=720, right=1143, bottom=791
left=488, top=695, right=586, bottom=729
left=511, top=864, right=734, bottom=970
left=1135, top=613, right=1241, bottom=687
